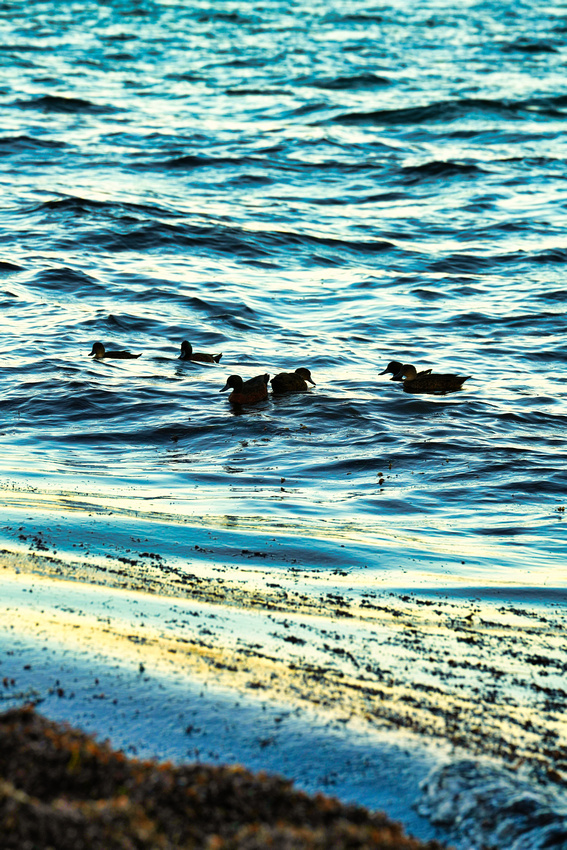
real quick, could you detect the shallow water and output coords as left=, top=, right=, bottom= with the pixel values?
left=1, top=0, right=567, bottom=846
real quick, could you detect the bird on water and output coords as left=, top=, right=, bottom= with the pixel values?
left=220, top=374, right=269, bottom=405
left=179, top=340, right=222, bottom=363
left=393, top=364, right=470, bottom=394
left=89, top=342, right=141, bottom=360
left=271, top=368, right=316, bottom=394
left=379, top=361, right=431, bottom=381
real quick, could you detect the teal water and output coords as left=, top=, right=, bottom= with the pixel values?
left=1, top=0, right=566, bottom=588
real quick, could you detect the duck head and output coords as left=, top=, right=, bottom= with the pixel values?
left=89, top=342, right=105, bottom=358
left=295, top=367, right=316, bottom=385
left=379, top=360, right=404, bottom=380
left=220, top=375, right=243, bottom=392
left=392, top=364, right=417, bottom=381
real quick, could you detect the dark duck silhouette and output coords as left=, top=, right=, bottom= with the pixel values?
left=220, top=374, right=269, bottom=405
left=89, top=342, right=141, bottom=360
left=271, top=368, right=315, bottom=394
left=393, top=364, right=470, bottom=394
left=379, top=360, right=431, bottom=381
left=179, top=340, right=222, bottom=363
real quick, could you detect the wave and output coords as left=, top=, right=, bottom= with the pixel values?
left=325, top=96, right=567, bottom=126
left=27, top=213, right=396, bottom=263
left=26, top=195, right=179, bottom=221
left=26, top=267, right=106, bottom=296
left=322, top=12, right=386, bottom=24
left=13, top=95, right=117, bottom=114
left=195, top=10, right=255, bottom=24
left=308, top=73, right=391, bottom=90
left=400, top=161, right=485, bottom=182
left=225, top=88, right=293, bottom=97
left=532, top=249, right=567, bottom=264
left=0, top=135, right=68, bottom=153
left=153, top=154, right=257, bottom=169
left=420, top=760, right=567, bottom=850
left=426, top=254, right=498, bottom=273
left=502, top=38, right=559, bottom=53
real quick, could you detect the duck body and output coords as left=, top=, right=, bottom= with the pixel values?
left=180, top=340, right=222, bottom=363
left=271, top=368, right=316, bottom=394
left=89, top=342, right=140, bottom=360
left=379, top=360, right=431, bottom=381
left=220, top=374, right=269, bottom=405
left=393, top=364, right=470, bottom=394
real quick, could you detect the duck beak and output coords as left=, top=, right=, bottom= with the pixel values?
left=220, top=382, right=230, bottom=392
left=392, top=370, right=404, bottom=380
left=307, top=377, right=316, bottom=385
left=378, top=367, right=390, bottom=375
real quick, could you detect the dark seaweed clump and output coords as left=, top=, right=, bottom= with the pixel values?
left=0, top=705, right=446, bottom=849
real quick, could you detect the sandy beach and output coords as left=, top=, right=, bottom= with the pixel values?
left=2, top=540, right=566, bottom=848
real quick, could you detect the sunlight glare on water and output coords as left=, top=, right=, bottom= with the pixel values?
left=0, top=0, right=565, bottom=589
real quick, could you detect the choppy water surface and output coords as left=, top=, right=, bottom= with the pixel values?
left=1, top=0, right=566, bottom=584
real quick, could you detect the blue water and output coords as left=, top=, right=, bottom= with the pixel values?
left=1, top=0, right=566, bottom=587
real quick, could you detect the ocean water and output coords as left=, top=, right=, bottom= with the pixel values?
left=1, top=0, right=565, bottom=584
left=1, top=0, right=567, bottom=846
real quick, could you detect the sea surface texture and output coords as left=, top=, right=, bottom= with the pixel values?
left=0, top=0, right=566, bottom=583
left=1, top=1, right=567, bottom=847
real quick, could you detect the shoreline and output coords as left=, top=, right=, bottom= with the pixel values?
left=2, top=555, right=567, bottom=847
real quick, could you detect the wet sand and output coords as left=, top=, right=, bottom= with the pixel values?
left=1, top=548, right=566, bottom=847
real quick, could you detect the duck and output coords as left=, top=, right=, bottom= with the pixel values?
left=271, top=368, right=316, bottom=394
left=379, top=360, right=432, bottom=381
left=179, top=340, right=222, bottom=363
left=220, top=374, right=269, bottom=405
left=393, top=364, right=470, bottom=394
left=89, top=342, right=141, bottom=360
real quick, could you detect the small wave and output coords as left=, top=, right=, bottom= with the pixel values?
left=106, top=313, right=156, bottom=332
left=215, top=54, right=278, bottom=68
left=502, top=38, right=559, bottom=53
left=322, top=12, right=385, bottom=24
left=427, top=254, right=495, bottom=273
left=309, top=73, right=391, bottom=90
left=419, top=760, right=567, bottom=850
left=154, top=154, right=251, bottom=169
left=227, top=173, right=273, bottom=186
left=65, top=216, right=396, bottom=264
left=106, top=51, right=135, bottom=62
left=195, top=10, right=255, bottom=24
left=400, top=161, right=485, bottom=183
left=535, top=289, right=567, bottom=302
left=13, top=95, right=117, bottom=114
left=0, top=135, right=67, bottom=152
left=0, top=44, right=45, bottom=53
left=326, top=96, right=567, bottom=126
left=532, top=249, right=567, bottom=264
left=27, top=267, right=105, bottom=295
left=102, top=33, right=137, bottom=43
left=411, top=288, right=447, bottom=301
left=0, top=261, right=23, bottom=272
left=225, top=88, right=292, bottom=97
left=27, top=195, right=178, bottom=221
